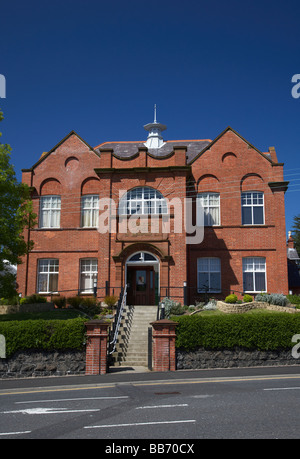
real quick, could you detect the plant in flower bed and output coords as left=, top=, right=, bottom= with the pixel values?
left=161, top=298, right=186, bottom=318
left=52, top=296, right=67, bottom=309
left=287, top=294, right=300, bottom=309
left=0, top=296, right=19, bottom=305
left=224, top=294, right=254, bottom=304
left=224, top=294, right=238, bottom=303
left=103, top=295, right=118, bottom=309
left=243, top=294, right=253, bottom=303
left=66, top=296, right=101, bottom=318
left=255, top=293, right=289, bottom=307
left=19, top=294, right=47, bottom=305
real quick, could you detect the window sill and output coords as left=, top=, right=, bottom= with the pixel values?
left=38, top=227, right=61, bottom=230
left=38, top=292, right=58, bottom=295
left=204, top=225, right=275, bottom=229
left=34, top=227, right=99, bottom=231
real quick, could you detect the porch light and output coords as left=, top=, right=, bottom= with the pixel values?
left=161, top=302, right=165, bottom=319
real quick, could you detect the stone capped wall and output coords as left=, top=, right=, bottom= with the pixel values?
left=0, top=350, right=85, bottom=379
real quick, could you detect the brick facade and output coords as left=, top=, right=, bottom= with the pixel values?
left=17, top=124, right=289, bottom=304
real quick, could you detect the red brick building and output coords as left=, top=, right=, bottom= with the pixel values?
left=17, top=114, right=289, bottom=305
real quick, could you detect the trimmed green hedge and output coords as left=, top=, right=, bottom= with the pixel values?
left=0, top=317, right=87, bottom=357
left=173, top=313, right=300, bottom=351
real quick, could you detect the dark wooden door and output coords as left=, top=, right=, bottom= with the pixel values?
left=127, top=267, right=155, bottom=305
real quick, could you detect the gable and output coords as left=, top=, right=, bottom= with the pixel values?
left=190, top=126, right=277, bottom=166
left=22, top=131, right=100, bottom=172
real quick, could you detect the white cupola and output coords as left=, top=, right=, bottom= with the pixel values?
left=143, top=105, right=166, bottom=149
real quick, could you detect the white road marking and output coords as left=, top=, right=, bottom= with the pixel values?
left=136, top=404, right=188, bottom=409
left=0, top=431, right=31, bottom=436
left=85, top=420, right=196, bottom=429
left=263, top=387, right=300, bottom=391
left=2, top=407, right=100, bottom=415
left=15, top=396, right=129, bottom=404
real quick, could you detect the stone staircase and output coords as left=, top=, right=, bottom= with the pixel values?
left=110, top=304, right=157, bottom=367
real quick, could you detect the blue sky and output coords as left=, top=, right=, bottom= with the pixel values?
left=0, top=0, right=300, bottom=233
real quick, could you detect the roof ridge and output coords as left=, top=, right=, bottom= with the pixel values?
left=94, top=139, right=211, bottom=149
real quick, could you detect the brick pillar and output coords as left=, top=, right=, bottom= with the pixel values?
left=151, top=319, right=178, bottom=372
left=85, top=320, right=110, bottom=375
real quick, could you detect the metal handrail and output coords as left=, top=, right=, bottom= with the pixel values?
left=109, top=283, right=127, bottom=355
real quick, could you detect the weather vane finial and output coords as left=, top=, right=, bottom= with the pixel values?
left=143, top=104, right=166, bottom=148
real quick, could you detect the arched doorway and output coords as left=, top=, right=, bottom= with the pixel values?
left=126, top=252, right=159, bottom=305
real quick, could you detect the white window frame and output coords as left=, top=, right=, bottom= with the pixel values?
left=241, top=191, right=264, bottom=225
left=119, top=187, right=168, bottom=215
left=243, top=257, right=267, bottom=293
left=79, top=258, right=98, bottom=294
left=197, top=257, right=221, bottom=293
left=40, top=195, right=61, bottom=228
left=81, top=195, right=99, bottom=228
left=37, top=259, right=59, bottom=294
left=197, top=192, right=220, bottom=226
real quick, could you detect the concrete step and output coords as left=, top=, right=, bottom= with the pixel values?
left=110, top=303, right=157, bottom=367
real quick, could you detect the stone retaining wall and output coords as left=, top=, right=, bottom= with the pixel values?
left=216, top=301, right=300, bottom=314
left=0, top=350, right=85, bottom=379
left=176, top=347, right=300, bottom=370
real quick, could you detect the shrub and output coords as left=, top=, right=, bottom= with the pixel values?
left=255, top=293, right=288, bottom=307
left=224, top=294, right=238, bottom=304
left=67, top=296, right=83, bottom=308
left=0, top=296, right=19, bottom=305
left=243, top=294, right=253, bottom=303
left=203, top=300, right=217, bottom=310
left=169, top=304, right=185, bottom=315
left=161, top=297, right=182, bottom=318
left=66, top=296, right=101, bottom=318
left=52, top=296, right=67, bottom=309
left=80, top=297, right=101, bottom=316
left=20, top=294, right=47, bottom=305
left=173, top=313, right=300, bottom=351
left=0, top=317, right=86, bottom=357
left=103, top=295, right=118, bottom=308
left=287, top=294, right=300, bottom=306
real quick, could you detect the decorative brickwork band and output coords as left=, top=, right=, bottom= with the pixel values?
left=151, top=319, right=178, bottom=372
left=85, top=320, right=110, bottom=375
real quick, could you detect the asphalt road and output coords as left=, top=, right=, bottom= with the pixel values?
left=0, top=366, right=300, bottom=441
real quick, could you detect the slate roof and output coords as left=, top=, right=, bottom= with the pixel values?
left=94, top=140, right=212, bottom=164
left=287, top=247, right=300, bottom=261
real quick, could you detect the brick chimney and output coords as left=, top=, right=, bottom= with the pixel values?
left=287, top=231, right=295, bottom=248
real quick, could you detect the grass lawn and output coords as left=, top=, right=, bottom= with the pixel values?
left=181, top=308, right=294, bottom=317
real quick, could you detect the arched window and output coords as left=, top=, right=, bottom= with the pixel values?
left=119, top=187, right=168, bottom=215
left=127, top=252, right=158, bottom=263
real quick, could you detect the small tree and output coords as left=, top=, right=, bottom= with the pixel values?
left=0, top=110, right=36, bottom=297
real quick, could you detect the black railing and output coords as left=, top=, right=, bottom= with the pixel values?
left=35, top=284, right=247, bottom=308
left=108, top=284, right=127, bottom=355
